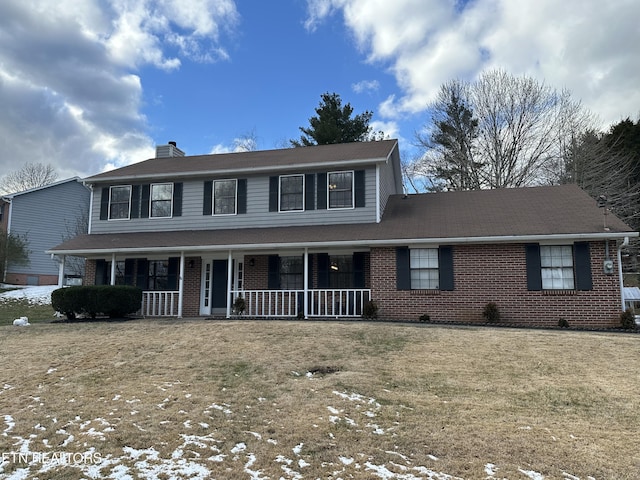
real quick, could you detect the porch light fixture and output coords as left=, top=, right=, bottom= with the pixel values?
left=249, top=258, right=255, bottom=267
left=330, top=262, right=339, bottom=271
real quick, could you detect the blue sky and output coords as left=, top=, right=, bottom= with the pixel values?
left=0, top=0, right=639, bottom=182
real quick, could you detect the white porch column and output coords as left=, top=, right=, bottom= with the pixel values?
left=178, top=252, right=185, bottom=318
left=110, top=253, right=116, bottom=285
left=57, top=255, right=65, bottom=287
left=226, top=250, right=233, bottom=318
left=303, top=248, right=309, bottom=319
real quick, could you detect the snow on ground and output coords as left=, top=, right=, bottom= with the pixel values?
left=0, top=381, right=595, bottom=480
left=0, top=284, right=57, bottom=305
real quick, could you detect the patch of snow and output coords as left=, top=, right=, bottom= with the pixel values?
left=231, top=442, right=246, bottom=454
left=0, top=285, right=57, bottom=305
left=519, top=468, right=544, bottom=480
left=292, top=443, right=303, bottom=455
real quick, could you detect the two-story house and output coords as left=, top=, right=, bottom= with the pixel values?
left=3, top=178, right=90, bottom=285
left=49, top=140, right=637, bottom=327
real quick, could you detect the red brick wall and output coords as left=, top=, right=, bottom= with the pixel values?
left=370, top=242, right=622, bottom=328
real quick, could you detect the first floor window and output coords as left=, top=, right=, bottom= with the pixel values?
left=109, top=185, right=131, bottom=220
left=214, top=179, right=237, bottom=215
left=280, top=256, right=303, bottom=289
left=148, top=260, right=169, bottom=290
left=150, top=183, right=173, bottom=218
left=540, top=245, right=575, bottom=290
left=328, top=171, right=354, bottom=209
left=329, top=255, right=354, bottom=288
left=410, top=248, right=439, bottom=289
left=280, top=175, right=304, bottom=211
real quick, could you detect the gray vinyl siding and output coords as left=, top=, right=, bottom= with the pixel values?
left=378, top=158, right=399, bottom=220
left=89, top=167, right=379, bottom=234
left=7, top=180, right=90, bottom=277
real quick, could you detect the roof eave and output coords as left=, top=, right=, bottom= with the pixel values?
left=47, top=231, right=637, bottom=256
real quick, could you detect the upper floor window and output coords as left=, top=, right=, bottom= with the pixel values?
left=150, top=183, right=173, bottom=218
left=109, top=185, right=131, bottom=220
left=328, top=171, right=354, bottom=209
left=540, top=245, right=575, bottom=290
left=280, top=175, right=304, bottom=212
left=410, top=248, right=440, bottom=289
left=214, top=179, right=237, bottom=215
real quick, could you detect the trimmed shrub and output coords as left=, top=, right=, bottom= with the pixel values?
left=232, top=295, right=246, bottom=315
left=362, top=300, right=378, bottom=320
left=558, top=318, right=570, bottom=328
left=419, top=314, right=431, bottom=322
left=620, top=309, right=637, bottom=330
left=482, top=302, right=501, bottom=323
left=52, top=285, right=142, bottom=320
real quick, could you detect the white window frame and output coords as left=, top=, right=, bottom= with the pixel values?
left=540, top=245, right=575, bottom=290
left=108, top=185, right=132, bottom=221
left=150, top=183, right=174, bottom=219
left=279, top=174, right=304, bottom=212
left=327, top=170, right=355, bottom=209
left=213, top=179, right=238, bottom=216
left=410, top=248, right=439, bottom=290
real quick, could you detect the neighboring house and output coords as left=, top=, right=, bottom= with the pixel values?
left=3, top=178, right=90, bottom=286
left=0, top=198, right=8, bottom=233
left=48, top=140, right=637, bottom=328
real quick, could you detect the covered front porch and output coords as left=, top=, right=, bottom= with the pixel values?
left=56, top=247, right=372, bottom=319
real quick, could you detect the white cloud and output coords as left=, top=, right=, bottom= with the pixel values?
left=0, top=0, right=239, bottom=179
left=352, top=80, right=380, bottom=94
left=310, top=0, right=640, bottom=129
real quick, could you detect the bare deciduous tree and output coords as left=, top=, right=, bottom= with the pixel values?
left=1, top=162, right=58, bottom=194
left=411, top=69, right=594, bottom=191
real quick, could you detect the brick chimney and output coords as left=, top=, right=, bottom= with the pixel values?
left=156, top=141, right=185, bottom=158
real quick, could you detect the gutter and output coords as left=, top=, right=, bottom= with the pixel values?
left=46, top=231, right=637, bottom=257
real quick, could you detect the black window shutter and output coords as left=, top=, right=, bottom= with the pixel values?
left=305, top=174, right=315, bottom=210
left=95, top=259, right=107, bottom=285
left=131, top=185, right=141, bottom=219
left=167, top=257, right=180, bottom=290
left=141, top=184, right=150, bottom=218
left=317, top=253, right=329, bottom=288
left=173, top=183, right=183, bottom=217
left=268, top=255, right=280, bottom=289
left=136, top=259, right=148, bottom=289
left=317, top=173, right=327, bottom=210
left=353, top=252, right=366, bottom=288
left=237, top=179, right=247, bottom=214
left=525, top=244, right=542, bottom=291
left=203, top=181, right=213, bottom=215
left=354, top=170, right=365, bottom=208
left=124, top=259, right=135, bottom=285
left=438, top=246, right=454, bottom=291
left=269, top=176, right=279, bottom=212
left=396, top=246, right=411, bottom=290
left=574, top=242, right=593, bottom=291
left=100, top=188, right=109, bottom=220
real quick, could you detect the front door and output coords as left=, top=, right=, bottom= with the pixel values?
left=200, top=259, right=229, bottom=315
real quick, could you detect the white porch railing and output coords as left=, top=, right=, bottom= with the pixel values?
left=142, top=291, right=179, bottom=317
left=231, top=289, right=371, bottom=318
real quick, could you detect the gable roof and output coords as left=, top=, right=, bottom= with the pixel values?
left=2, top=177, right=85, bottom=199
left=85, top=139, right=399, bottom=183
left=49, top=184, right=636, bottom=255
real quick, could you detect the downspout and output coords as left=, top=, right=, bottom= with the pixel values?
left=618, top=237, right=629, bottom=311
left=86, top=183, right=94, bottom=234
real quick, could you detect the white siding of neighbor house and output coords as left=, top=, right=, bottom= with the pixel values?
left=7, top=180, right=90, bottom=278
left=89, top=167, right=379, bottom=234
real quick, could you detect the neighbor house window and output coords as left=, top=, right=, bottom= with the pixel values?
left=328, top=171, right=354, bottom=209
left=540, top=245, right=575, bottom=290
left=410, top=248, right=439, bottom=289
left=214, top=179, right=237, bottom=215
left=109, top=185, right=132, bottom=220
left=329, top=255, right=354, bottom=288
left=280, top=175, right=304, bottom=211
left=280, top=256, right=303, bottom=289
left=150, top=183, right=173, bottom=218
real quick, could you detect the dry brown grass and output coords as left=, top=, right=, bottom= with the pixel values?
left=0, top=319, right=639, bottom=479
